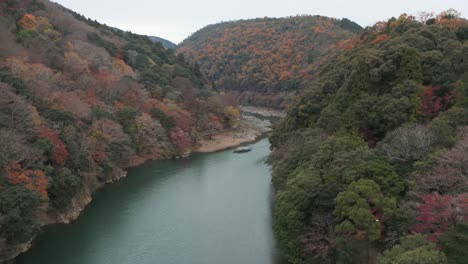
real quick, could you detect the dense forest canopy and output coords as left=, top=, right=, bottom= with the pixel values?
left=1, top=1, right=467, bottom=263
left=268, top=10, right=468, bottom=264
left=177, top=16, right=362, bottom=108
left=0, top=0, right=240, bottom=259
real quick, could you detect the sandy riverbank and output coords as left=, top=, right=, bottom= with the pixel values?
left=195, top=107, right=282, bottom=152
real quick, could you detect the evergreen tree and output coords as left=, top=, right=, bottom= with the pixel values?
left=441, top=222, right=468, bottom=264
left=399, top=47, right=423, bottom=82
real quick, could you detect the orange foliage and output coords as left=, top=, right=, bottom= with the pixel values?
left=140, top=98, right=167, bottom=113
left=178, top=16, right=359, bottom=93
left=112, top=58, right=134, bottom=77
left=373, top=34, right=389, bottom=44
left=85, top=89, right=108, bottom=109
left=338, top=36, right=362, bottom=51
left=49, top=91, right=91, bottom=119
left=313, top=25, right=326, bottom=33
left=113, top=100, right=125, bottom=110
left=38, top=127, right=69, bottom=165
left=436, top=9, right=467, bottom=29
left=93, top=71, right=118, bottom=87
left=6, top=163, right=48, bottom=200
left=19, top=14, right=37, bottom=30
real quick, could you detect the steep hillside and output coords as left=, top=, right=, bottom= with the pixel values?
left=0, top=0, right=240, bottom=261
left=268, top=11, right=468, bottom=264
left=177, top=16, right=362, bottom=108
left=148, top=35, right=177, bottom=49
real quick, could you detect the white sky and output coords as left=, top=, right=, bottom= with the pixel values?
left=52, top=0, right=468, bottom=44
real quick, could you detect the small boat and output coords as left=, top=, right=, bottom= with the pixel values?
left=233, top=146, right=252, bottom=153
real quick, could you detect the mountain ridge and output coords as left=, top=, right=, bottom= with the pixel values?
left=177, top=15, right=363, bottom=108
left=148, top=35, right=176, bottom=49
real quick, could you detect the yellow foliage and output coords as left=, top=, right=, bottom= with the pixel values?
left=112, top=58, right=135, bottom=77
left=36, top=16, right=52, bottom=30
left=66, top=41, right=74, bottom=51
left=30, top=106, right=42, bottom=127
left=147, top=56, right=156, bottom=65
left=224, top=106, right=240, bottom=128
left=163, top=98, right=179, bottom=111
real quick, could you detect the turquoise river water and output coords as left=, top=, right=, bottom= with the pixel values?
left=16, top=138, right=284, bottom=264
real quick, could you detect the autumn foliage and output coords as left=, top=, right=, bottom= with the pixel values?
left=412, top=193, right=467, bottom=242
left=6, top=163, right=48, bottom=200
left=170, top=128, right=193, bottom=154
left=19, top=14, right=38, bottom=29
left=178, top=16, right=361, bottom=108
left=267, top=10, right=468, bottom=263
left=38, top=127, right=69, bottom=165
left=420, top=85, right=454, bottom=119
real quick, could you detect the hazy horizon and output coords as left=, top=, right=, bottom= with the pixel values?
left=53, top=0, right=468, bottom=44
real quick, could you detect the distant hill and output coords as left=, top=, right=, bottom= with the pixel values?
left=108, top=27, right=176, bottom=49
left=178, top=16, right=362, bottom=108
left=148, top=36, right=177, bottom=49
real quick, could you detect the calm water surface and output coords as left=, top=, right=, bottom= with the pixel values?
left=16, top=138, right=284, bottom=264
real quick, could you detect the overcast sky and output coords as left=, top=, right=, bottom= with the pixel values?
left=53, top=0, right=467, bottom=44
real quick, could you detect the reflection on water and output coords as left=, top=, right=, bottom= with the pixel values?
left=17, top=138, right=285, bottom=264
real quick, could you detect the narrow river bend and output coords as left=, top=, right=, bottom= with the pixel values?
left=16, top=138, right=284, bottom=264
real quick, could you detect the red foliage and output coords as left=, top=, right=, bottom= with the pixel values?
left=420, top=85, right=454, bottom=119
left=85, top=89, right=109, bottom=110
left=170, top=128, right=192, bottom=154
left=92, top=143, right=106, bottom=164
left=143, top=99, right=194, bottom=132
left=208, top=113, right=224, bottom=130
left=338, top=36, right=362, bottom=51
left=140, top=99, right=166, bottom=113
left=171, top=109, right=194, bottom=132
left=412, top=193, right=458, bottom=242
left=373, top=34, right=389, bottom=44
left=38, top=127, right=69, bottom=165
left=6, top=163, right=48, bottom=200
left=93, top=71, right=118, bottom=87
left=49, top=91, right=91, bottom=119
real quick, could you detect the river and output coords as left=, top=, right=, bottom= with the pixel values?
left=16, top=138, right=284, bottom=264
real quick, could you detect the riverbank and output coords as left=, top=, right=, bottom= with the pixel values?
left=2, top=106, right=284, bottom=264
left=195, top=115, right=271, bottom=152
left=195, top=106, right=284, bottom=152
left=16, top=139, right=284, bottom=264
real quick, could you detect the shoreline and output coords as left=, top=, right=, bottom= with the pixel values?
left=4, top=107, right=283, bottom=264
left=194, top=120, right=271, bottom=153
left=194, top=106, right=280, bottom=153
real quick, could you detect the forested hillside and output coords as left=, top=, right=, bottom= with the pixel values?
left=0, top=0, right=239, bottom=261
left=177, top=16, right=362, bottom=108
left=148, top=36, right=176, bottom=49
left=268, top=10, right=468, bottom=264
